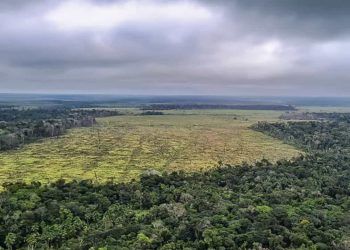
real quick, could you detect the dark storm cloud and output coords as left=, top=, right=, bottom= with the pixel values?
left=0, top=0, right=349, bottom=95
left=236, top=0, right=350, bottom=40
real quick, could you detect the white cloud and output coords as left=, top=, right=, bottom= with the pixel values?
left=197, top=39, right=300, bottom=79
left=45, top=0, right=215, bottom=31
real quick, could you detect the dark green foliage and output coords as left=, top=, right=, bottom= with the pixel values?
left=0, top=108, right=121, bottom=151
left=0, top=151, right=349, bottom=249
left=140, top=111, right=164, bottom=116
left=0, top=108, right=121, bottom=123
left=252, top=118, right=350, bottom=151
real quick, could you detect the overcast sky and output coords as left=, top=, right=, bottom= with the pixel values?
left=0, top=0, right=349, bottom=96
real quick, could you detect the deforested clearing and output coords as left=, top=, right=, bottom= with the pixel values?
left=0, top=110, right=301, bottom=185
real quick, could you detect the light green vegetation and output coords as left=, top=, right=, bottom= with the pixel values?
left=0, top=110, right=302, bottom=186
left=161, top=109, right=285, bottom=120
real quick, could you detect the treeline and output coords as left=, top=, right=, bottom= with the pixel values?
left=140, top=111, right=164, bottom=116
left=0, top=151, right=349, bottom=249
left=0, top=108, right=120, bottom=151
left=141, top=104, right=296, bottom=111
left=252, top=119, right=350, bottom=151
left=0, top=108, right=121, bottom=122
left=280, top=112, right=350, bottom=122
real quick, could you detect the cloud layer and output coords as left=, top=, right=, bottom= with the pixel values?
left=0, top=0, right=349, bottom=96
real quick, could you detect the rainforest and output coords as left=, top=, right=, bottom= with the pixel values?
left=0, top=96, right=349, bottom=249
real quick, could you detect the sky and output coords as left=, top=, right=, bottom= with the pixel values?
left=0, top=0, right=349, bottom=96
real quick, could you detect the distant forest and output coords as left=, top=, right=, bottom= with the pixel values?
left=141, top=104, right=296, bottom=111
left=0, top=108, right=120, bottom=151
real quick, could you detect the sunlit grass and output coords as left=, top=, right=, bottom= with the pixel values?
left=0, top=110, right=302, bottom=186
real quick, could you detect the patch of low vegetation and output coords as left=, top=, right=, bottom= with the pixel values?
left=0, top=111, right=301, bottom=186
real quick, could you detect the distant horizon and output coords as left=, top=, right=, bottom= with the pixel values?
left=1, top=92, right=350, bottom=98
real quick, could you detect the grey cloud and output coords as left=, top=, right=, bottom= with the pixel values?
left=0, top=0, right=349, bottom=96
left=208, top=0, right=350, bottom=40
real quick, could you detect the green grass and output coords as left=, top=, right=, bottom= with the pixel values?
left=0, top=110, right=302, bottom=186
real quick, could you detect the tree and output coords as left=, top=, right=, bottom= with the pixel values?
left=4, top=233, right=16, bottom=250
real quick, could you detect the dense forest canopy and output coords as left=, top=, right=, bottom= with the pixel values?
left=0, top=112, right=349, bottom=249
left=252, top=113, right=350, bottom=151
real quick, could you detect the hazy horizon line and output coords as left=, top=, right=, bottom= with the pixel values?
left=1, top=91, right=350, bottom=99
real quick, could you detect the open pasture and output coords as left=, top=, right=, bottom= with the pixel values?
left=0, top=110, right=301, bottom=185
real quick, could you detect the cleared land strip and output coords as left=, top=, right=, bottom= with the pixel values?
left=0, top=112, right=301, bottom=185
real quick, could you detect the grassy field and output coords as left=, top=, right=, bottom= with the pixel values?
left=0, top=110, right=301, bottom=186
